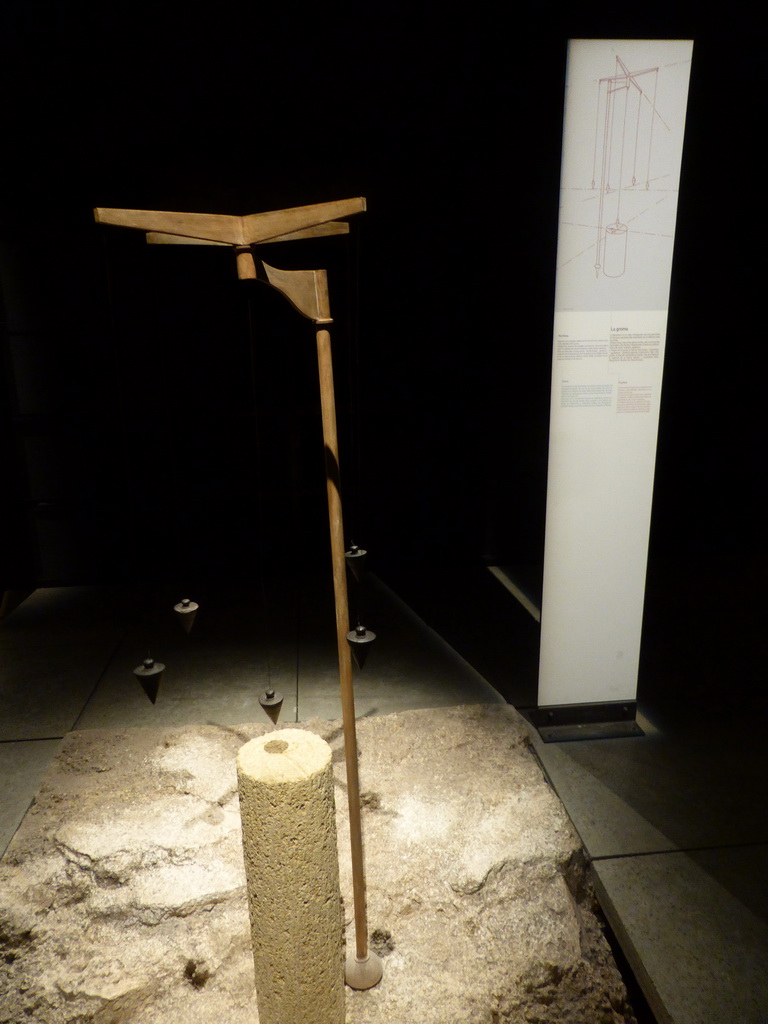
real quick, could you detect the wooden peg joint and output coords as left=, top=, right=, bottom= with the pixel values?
left=235, top=246, right=257, bottom=280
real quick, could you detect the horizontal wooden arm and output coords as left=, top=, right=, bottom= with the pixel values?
left=94, top=208, right=244, bottom=244
left=241, top=197, right=365, bottom=244
left=145, top=221, right=350, bottom=247
left=95, top=197, right=365, bottom=246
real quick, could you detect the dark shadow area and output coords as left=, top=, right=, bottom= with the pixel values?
left=377, top=556, right=541, bottom=709
left=602, top=914, right=660, bottom=1024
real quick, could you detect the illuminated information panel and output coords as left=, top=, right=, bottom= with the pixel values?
left=538, top=40, right=693, bottom=709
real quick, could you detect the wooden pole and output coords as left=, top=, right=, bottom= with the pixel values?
left=93, top=201, right=378, bottom=984
left=315, top=326, right=382, bottom=990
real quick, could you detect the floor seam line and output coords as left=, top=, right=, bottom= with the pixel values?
left=0, top=736, right=65, bottom=744
left=590, top=839, right=768, bottom=863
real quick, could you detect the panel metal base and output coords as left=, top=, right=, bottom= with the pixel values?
left=534, top=701, right=644, bottom=743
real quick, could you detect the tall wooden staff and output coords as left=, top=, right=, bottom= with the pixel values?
left=94, top=198, right=383, bottom=988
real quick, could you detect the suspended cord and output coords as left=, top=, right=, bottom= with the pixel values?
left=101, top=233, right=162, bottom=671
left=647, top=69, right=659, bottom=189
left=101, top=233, right=127, bottom=515
left=616, top=74, right=629, bottom=225
left=344, top=220, right=367, bottom=628
left=591, top=77, right=602, bottom=189
left=631, top=77, right=642, bottom=186
left=101, top=232, right=141, bottom=588
left=246, top=288, right=275, bottom=696
left=345, top=220, right=364, bottom=547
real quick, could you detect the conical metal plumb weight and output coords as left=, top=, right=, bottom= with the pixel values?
left=344, top=544, right=367, bottom=583
left=259, top=687, right=284, bottom=725
left=133, top=657, right=165, bottom=705
left=346, top=624, right=376, bottom=670
left=173, top=598, right=198, bottom=634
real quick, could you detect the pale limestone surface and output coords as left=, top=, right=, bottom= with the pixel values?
left=238, top=730, right=344, bottom=1024
left=0, top=706, right=638, bottom=1023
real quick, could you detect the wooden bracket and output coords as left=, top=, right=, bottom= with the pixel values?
left=258, top=262, right=331, bottom=323
left=231, top=254, right=331, bottom=321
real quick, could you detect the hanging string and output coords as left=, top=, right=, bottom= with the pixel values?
left=344, top=220, right=369, bottom=630
left=591, top=76, right=602, bottom=190
left=101, top=234, right=127, bottom=552
left=245, top=286, right=276, bottom=699
left=646, top=68, right=659, bottom=189
left=345, top=221, right=364, bottom=547
left=101, top=231, right=144, bottom=587
left=101, top=232, right=163, bottom=675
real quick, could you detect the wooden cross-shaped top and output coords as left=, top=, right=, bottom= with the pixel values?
left=94, top=197, right=366, bottom=322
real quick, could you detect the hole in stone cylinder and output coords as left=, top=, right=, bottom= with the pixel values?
left=264, top=740, right=289, bottom=754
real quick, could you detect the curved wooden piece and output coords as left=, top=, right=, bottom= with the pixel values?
left=260, top=262, right=331, bottom=323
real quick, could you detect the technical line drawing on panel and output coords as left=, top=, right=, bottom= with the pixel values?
left=554, top=40, right=692, bottom=312
left=592, top=56, right=659, bottom=279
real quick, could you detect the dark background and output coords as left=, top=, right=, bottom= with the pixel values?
left=0, top=6, right=763, bottom=596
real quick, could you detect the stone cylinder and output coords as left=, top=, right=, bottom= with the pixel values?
left=237, top=729, right=344, bottom=1024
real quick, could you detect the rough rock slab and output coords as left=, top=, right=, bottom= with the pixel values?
left=0, top=705, right=637, bottom=1023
